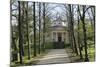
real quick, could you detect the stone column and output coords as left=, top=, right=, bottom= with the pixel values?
left=55, top=32, right=57, bottom=41
left=66, top=31, right=69, bottom=43
left=62, top=32, right=65, bottom=42
left=64, top=32, right=66, bottom=43
left=62, top=32, right=63, bottom=42
left=63, top=32, right=64, bottom=42
left=52, top=32, right=54, bottom=42
left=55, top=32, right=56, bottom=42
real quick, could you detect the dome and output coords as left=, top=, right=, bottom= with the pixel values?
left=51, top=21, right=66, bottom=27
left=51, top=15, right=67, bottom=27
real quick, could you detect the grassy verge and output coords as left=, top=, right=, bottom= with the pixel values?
left=81, top=45, right=95, bottom=62
left=65, top=45, right=95, bottom=63
left=10, top=42, right=53, bottom=67
left=65, top=47, right=83, bottom=63
left=10, top=49, right=49, bottom=67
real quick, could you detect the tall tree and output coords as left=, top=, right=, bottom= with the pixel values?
left=33, top=2, right=37, bottom=57
left=38, top=3, right=41, bottom=54
left=18, top=1, right=23, bottom=64
left=78, top=5, right=89, bottom=61
left=68, top=4, right=78, bottom=55
left=63, top=5, right=74, bottom=50
left=90, top=7, right=95, bottom=44
left=92, top=6, right=95, bottom=60
left=21, top=1, right=25, bottom=56
left=10, top=0, right=18, bottom=61
left=77, top=6, right=83, bottom=59
left=42, top=3, right=46, bottom=52
left=25, top=2, right=30, bottom=59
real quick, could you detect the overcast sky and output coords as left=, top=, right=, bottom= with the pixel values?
left=11, top=1, right=93, bottom=26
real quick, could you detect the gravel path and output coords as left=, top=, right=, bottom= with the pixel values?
left=37, top=49, right=71, bottom=65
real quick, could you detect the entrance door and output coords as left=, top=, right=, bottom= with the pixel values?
left=53, top=32, right=64, bottom=49
left=58, top=36, right=61, bottom=42
left=58, top=33, right=62, bottom=42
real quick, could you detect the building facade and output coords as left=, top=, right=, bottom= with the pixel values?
left=50, top=18, right=69, bottom=48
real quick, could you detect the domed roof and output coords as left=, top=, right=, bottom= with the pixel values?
left=51, top=15, right=67, bottom=27
left=52, top=17, right=66, bottom=27
left=51, top=21, right=66, bottom=27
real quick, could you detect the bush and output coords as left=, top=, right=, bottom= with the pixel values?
left=65, top=43, right=71, bottom=47
left=45, top=42, right=53, bottom=49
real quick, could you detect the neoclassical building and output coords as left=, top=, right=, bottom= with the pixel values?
left=29, top=16, right=69, bottom=48
left=50, top=18, right=69, bottom=48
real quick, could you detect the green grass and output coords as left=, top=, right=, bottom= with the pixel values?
left=81, top=45, right=95, bottom=62
left=65, top=43, right=95, bottom=62
left=88, top=46, right=95, bottom=61
left=10, top=43, right=50, bottom=67
left=65, top=47, right=83, bottom=62
left=11, top=50, right=48, bottom=67
left=45, top=42, right=53, bottom=49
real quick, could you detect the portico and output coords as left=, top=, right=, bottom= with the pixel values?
left=52, top=31, right=67, bottom=43
left=50, top=19, right=68, bottom=48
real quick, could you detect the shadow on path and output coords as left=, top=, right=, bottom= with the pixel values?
left=36, top=49, right=71, bottom=65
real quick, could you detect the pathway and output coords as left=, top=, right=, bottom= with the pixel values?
left=36, top=49, right=71, bottom=65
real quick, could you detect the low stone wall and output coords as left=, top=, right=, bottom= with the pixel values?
left=53, top=42, right=65, bottom=49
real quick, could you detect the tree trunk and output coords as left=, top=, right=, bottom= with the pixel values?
left=10, top=1, right=18, bottom=61
left=18, top=1, right=23, bottom=64
left=82, top=6, right=89, bottom=61
left=91, top=7, right=95, bottom=46
left=25, top=2, right=30, bottom=60
left=93, top=7, right=95, bottom=59
left=67, top=15, right=73, bottom=49
left=69, top=4, right=78, bottom=55
left=38, top=3, right=41, bottom=54
left=21, top=1, right=25, bottom=56
left=77, top=8, right=83, bottom=59
left=42, top=3, right=46, bottom=52
left=33, top=2, right=37, bottom=57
